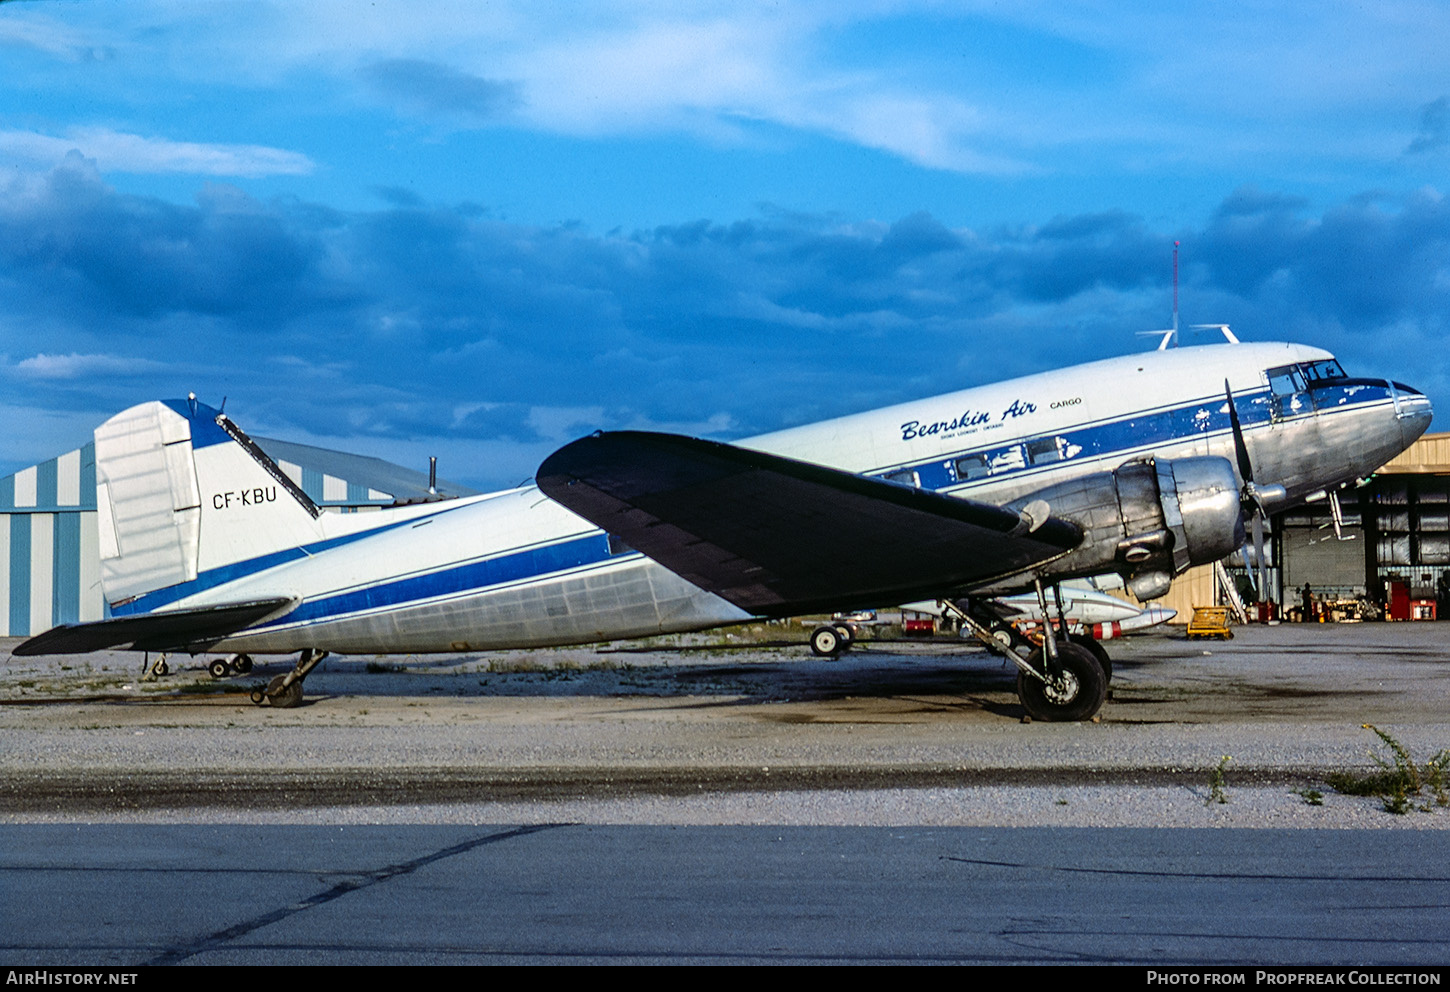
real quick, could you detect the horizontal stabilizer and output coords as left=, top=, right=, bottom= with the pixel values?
left=11, top=598, right=297, bottom=656
left=537, top=432, right=1082, bottom=616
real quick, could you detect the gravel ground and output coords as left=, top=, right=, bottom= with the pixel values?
left=4, top=622, right=1449, bottom=828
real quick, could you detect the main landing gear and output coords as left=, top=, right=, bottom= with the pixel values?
left=249, top=648, right=328, bottom=709
left=947, top=581, right=1110, bottom=722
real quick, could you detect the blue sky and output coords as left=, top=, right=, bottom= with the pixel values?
left=3, top=1, right=1448, bottom=488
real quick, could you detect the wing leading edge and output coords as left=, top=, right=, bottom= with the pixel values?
left=536, top=431, right=1082, bottom=617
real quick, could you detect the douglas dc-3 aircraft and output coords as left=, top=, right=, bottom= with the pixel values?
left=12, top=340, right=1431, bottom=721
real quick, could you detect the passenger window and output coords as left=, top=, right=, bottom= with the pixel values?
left=1026, top=438, right=1061, bottom=464
left=1025, top=436, right=1082, bottom=465
left=954, top=454, right=990, bottom=480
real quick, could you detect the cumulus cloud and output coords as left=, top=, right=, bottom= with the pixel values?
left=0, top=127, right=314, bottom=177
left=9, top=353, right=170, bottom=380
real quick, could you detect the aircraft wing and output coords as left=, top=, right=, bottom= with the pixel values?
left=11, top=598, right=297, bottom=656
left=536, top=431, right=1082, bottom=617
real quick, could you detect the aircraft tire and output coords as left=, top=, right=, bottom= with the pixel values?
left=265, top=675, right=304, bottom=709
left=208, top=659, right=231, bottom=679
left=833, top=624, right=855, bottom=647
left=231, top=654, right=253, bottom=675
left=1017, top=642, right=1107, bottom=722
left=1066, top=633, right=1112, bottom=683
left=153, top=660, right=168, bottom=677
left=810, top=625, right=844, bottom=657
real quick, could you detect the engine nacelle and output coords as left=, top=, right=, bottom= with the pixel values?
left=994, top=456, right=1244, bottom=597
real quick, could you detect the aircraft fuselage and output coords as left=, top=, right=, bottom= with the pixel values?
left=103, top=342, right=1432, bottom=654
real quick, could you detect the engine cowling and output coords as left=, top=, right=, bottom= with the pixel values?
left=996, top=456, right=1244, bottom=599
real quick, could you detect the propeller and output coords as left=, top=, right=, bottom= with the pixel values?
left=1224, top=380, right=1285, bottom=602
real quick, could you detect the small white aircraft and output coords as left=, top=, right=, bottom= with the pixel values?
left=13, top=340, right=1431, bottom=721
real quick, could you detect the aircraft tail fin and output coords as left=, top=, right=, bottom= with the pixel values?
left=95, top=398, right=325, bottom=611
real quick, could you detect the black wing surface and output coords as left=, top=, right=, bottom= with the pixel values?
left=536, top=431, right=1081, bottom=617
left=11, top=598, right=296, bottom=656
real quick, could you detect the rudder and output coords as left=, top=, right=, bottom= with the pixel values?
left=95, top=398, right=324, bottom=609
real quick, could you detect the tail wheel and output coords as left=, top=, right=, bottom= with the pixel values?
left=1017, top=642, right=1107, bottom=722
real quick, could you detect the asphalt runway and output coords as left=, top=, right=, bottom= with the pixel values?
left=5, top=824, right=1450, bottom=965
left=4, top=622, right=1450, bottom=965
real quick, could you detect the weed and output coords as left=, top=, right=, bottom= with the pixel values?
left=366, top=661, right=400, bottom=673
left=1325, top=724, right=1450, bottom=815
left=1206, top=755, right=1232, bottom=805
left=1293, top=787, right=1324, bottom=806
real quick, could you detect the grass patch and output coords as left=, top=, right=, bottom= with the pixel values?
left=1325, top=724, right=1450, bottom=815
left=1206, top=755, right=1232, bottom=805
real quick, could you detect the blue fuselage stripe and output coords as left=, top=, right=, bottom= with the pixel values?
left=267, top=533, right=618, bottom=628
left=110, top=514, right=442, bottom=616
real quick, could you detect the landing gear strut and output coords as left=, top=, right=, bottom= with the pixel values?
left=945, top=581, right=1110, bottom=722
left=249, top=649, right=327, bottom=708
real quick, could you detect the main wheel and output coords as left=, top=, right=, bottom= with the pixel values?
left=231, top=654, right=253, bottom=675
left=833, top=623, right=856, bottom=648
left=1066, top=633, right=1112, bottom=683
left=810, top=625, right=844, bottom=657
left=1017, top=642, right=1107, bottom=722
left=265, top=675, right=304, bottom=709
left=208, top=659, right=231, bottom=679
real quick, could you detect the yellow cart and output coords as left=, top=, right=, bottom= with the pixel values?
left=1186, top=606, right=1234, bottom=639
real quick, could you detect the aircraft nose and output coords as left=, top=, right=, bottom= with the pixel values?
left=1391, top=380, right=1434, bottom=448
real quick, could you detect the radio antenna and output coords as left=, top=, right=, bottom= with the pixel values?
left=1137, top=240, right=1180, bottom=350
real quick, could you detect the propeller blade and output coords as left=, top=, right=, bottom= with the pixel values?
left=1252, top=512, right=1268, bottom=601
left=1224, top=380, right=1254, bottom=485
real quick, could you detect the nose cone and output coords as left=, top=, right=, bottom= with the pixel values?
left=1393, top=381, right=1434, bottom=449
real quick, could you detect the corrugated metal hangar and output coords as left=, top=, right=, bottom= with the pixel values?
left=0, top=437, right=475, bottom=638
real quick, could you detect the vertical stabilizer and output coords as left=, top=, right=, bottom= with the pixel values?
left=95, top=399, right=325, bottom=608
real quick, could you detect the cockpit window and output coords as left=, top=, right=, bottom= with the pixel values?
left=1301, top=359, right=1346, bottom=383
left=1266, top=365, right=1305, bottom=395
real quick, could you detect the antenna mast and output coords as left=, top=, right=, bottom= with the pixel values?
left=1172, top=240, right=1179, bottom=342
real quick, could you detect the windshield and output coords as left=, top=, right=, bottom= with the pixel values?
left=1301, top=359, right=1346, bottom=382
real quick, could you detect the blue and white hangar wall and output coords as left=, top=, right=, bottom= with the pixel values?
left=0, top=437, right=475, bottom=638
